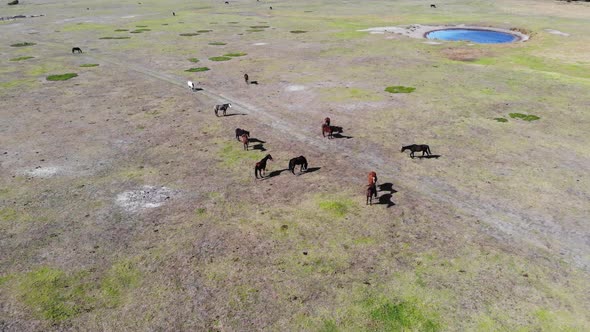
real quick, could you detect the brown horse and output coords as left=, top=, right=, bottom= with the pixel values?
left=368, top=171, right=378, bottom=198
left=366, top=184, right=377, bottom=205
left=240, top=134, right=249, bottom=150
left=322, top=124, right=333, bottom=139
left=324, top=117, right=331, bottom=126
left=255, top=154, right=273, bottom=178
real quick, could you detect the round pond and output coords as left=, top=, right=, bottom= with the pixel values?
left=425, top=28, right=519, bottom=44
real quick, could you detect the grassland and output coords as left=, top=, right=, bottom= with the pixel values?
left=0, top=0, right=589, bottom=330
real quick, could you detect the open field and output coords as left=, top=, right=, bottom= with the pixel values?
left=1, top=0, right=589, bottom=330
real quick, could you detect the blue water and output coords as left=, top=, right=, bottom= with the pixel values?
left=426, top=29, right=518, bottom=44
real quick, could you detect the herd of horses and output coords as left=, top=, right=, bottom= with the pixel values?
left=208, top=84, right=434, bottom=205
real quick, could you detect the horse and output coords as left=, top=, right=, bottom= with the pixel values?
left=235, top=128, right=250, bottom=140
left=214, top=103, right=231, bottom=116
left=324, top=117, right=331, bottom=126
left=240, top=134, right=249, bottom=150
left=401, top=144, right=431, bottom=158
left=244, top=73, right=249, bottom=84
left=322, top=124, right=333, bottom=139
left=288, top=156, right=307, bottom=174
left=187, top=81, right=195, bottom=91
left=369, top=171, right=377, bottom=189
left=255, top=154, right=273, bottom=178
left=430, top=4, right=436, bottom=8
left=366, top=184, right=377, bottom=205
left=172, top=12, right=176, bottom=16
left=72, top=47, right=82, bottom=54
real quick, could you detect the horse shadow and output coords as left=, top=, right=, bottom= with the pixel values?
left=417, top=155, right=441, bottom=159
left=261, top=168, right=288, bottom=179
left=300, top=167, right=321, bottom=174
left=249, top=138, right=266, bottom=143
left=333, top=133, right=353, bottom=139
left=192, top=87, right=204, bottom=91
left=252, top=143, right=266, bottom=151
left=223, top=113, right=247, bottom=117
left=377, top=194, right=395, bottom=207
left=378, top=182, right=397, bottom=194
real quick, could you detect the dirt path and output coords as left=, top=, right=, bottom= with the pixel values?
left=89, top=52, right=589, bottom=271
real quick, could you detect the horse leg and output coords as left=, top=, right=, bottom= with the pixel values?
left=410, top=151, right=415, bottom=159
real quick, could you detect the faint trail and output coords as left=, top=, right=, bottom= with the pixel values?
left=90, top=53, right=589, bottom=271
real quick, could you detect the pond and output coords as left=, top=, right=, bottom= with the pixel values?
left=425, top=28, right=519, bottom=44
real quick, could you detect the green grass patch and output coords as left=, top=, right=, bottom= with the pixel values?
left=494, top=117, right=508, bottom=123
left=9, top=56, right=34, bottom=61
left=224, top=52, right=247, bottom=57
left=188, top=57, right=200, bottom=63
left=10, top=42, right=36, bottom=47
left=100, top=260, right=141, bottom=308
left=179, top=33, right=200, bottom=36
left=246, top=29, right=264, bottom=32
left=369, top=299, right=441, bottom=332
left=79, top=64, right=99, bottom=67
left=114, top=29, right=129, bottom=32
left=317, top=198, right=355, bottom=218
left=136, top=25, right=148, bottom=28
left=17, top=267, right=90, bottom=322
left=99, top=36, right=131, bottom=39
left=130, top=28, right=151, bottom=33
left=208, top=41, right=227, bottom=45
left=46, top=73, right=78, bottom=81
left=209, top=56, right=232, bottom=61
left=250, top=25, right=269, bottom=28
left=185, top=67, right=210, bottom=72
left=195, top=208, right=207, bottom=216
left=385, top=86, right=416, bottom=94
left=509, top=113, right=540, bottom=121
left=290, top=30, right=308, bottom=34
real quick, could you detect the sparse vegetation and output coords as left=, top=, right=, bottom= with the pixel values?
left=385, top=86, right=416, bottom=93
left=224, top=52, right=247, bottom=57
left=180, top=33, right=200, bottom=36
left=246, top=29, right=264, bottom=32
left=209, top=56, right=232, bottom=61
left=208, top=41, right=227, bottom=45
left=79, top=64, right=99, bottom=67
left=130, top=28, right=151, bottom=33
left=9, top=56, right=34, bottom=61
left=198, top=30, right=212, bottom=33
left=290, top=30, right=308, bottom=33
left=317, top=197, right=355, bottom=217
left=185, top=67, right=210, bottom=72
left=250, top=25, right=270, bottom=28
left=509, top=113, right=540, bottom=121
left=188, top=58, right=200, bottom=63
left=114, top=29, right=129, bottom=32
left=46, top=73, right=78, bottom=81
left=10, top=42, right=36, bottom=47
left=494, top=117, right=508, bottom=122
left=99, top=36, right=131, bottom=39
left=369, top=299, right=441, bottom=331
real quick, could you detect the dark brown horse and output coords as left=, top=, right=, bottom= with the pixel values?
left=367, top=171, right=378, bottom=198
left=289, top=156, right=307, bottom=174
left=244, top=73, right=249, bottom=84
left=366, top=184, right=377, bottom=205
left=72, top=47, right=82, bottom=54
left=255, top=154, right=273, bottom=178
left=240, top=134, right=249, bottom=150
left=401, top=144, right=432, bottom=158
left=324, top=117, right=331, bottom=127
left=235, top=128, right=250, bottom=140
left=322, top=124, right=333, bottom=139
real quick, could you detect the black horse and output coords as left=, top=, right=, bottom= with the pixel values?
left=72, top=47, right=82, bottom=54
left=430, top=4, right=436, bottom=8
left=214, top=103, right=231, bottom=116
left=288, top=156, right=307, bottom=174
left=366, top=184, right=377, bottom=205
left=244, top=73, right=249, bottom=84
left=255, top=154, right=273, bottom=178
left=235, top=128, right=250, bottom=140
left=401, top=144, right=432, bottom=158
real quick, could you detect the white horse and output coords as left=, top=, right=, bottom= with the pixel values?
left=187, top=81, right=195, bottom=91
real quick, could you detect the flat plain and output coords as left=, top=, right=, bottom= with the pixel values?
left=1, top=0, right=589, bottom=330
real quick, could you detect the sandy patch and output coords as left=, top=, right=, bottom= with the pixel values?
left=116, top=186, right=176, bottom=212
left=285, top=85, right=305, bottom=92
left=360, top=24, right=529, bottom=42
left=253, top=42, right=268, bottom=46
left=423, top=41, right=443, bottom=45
left=545, top=29, right=570, bottom=36
left=24, top=166, right=62, bottom=178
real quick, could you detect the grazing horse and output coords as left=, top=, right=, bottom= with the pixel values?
left=366, top=184, right=377, bottom=205
left=235, top=128, right=250, bottom=140
left=172, top=12, right=176, bottom=16
left=214, top=103, right=231, bottom=116
left=240, top=134, right=249, bottom=150
left=288, top=156, right=308, bottom=174
left=324, top=117, right=331, bottom=127
left=322, top=124, right=333, bottom=139
left=72, top=47, right=82, bottom=54
left=255, top=154, right=273, bottom=178
left=187, top=81, right=195, bottom=91
left=430, top=4, right=436, bottom=8
left=244, top=73, right=249, bottom=84
left=401, top=144, right=432, bottom=158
